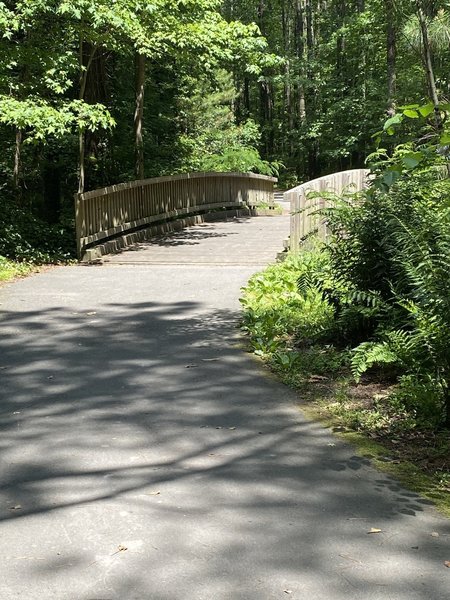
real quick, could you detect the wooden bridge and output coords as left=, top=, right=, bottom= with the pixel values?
left=75, top=169, right=369, bottom=261
left=75, top=172, right=276, bottom=261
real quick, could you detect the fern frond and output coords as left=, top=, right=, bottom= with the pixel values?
left=342, top=289, right=384, bottom=308
left=297, top=272, right=315, bottom=296
left=351, top=341, right=398, bottom=382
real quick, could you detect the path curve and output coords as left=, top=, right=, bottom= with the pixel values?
left=0, top=216, right=448, bottom=600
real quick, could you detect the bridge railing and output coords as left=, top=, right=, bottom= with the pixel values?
left=75, top=171, right=276, bottom=260
left=285, top=169, right=370, bottom=252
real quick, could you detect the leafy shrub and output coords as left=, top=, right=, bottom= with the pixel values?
left=201, top=147, right=281, bottom=177
left=322, top=169, right=450, bottom=426
left=0, top=190, right=75, bottom=262
left=240, top=252, right=334, bottom=353
left=241, top=116, right=450, bottom=428
left=393, top=374, right=446, bottom=429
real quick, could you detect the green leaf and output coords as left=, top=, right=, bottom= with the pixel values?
left=418, top=103, right=434, bottom=118
left=401, top=152, right=423, bottom=169
left=382, top=167, right=402, bottom=188
left=383, top=114, right=403, bottom=131
left=403, top=109, right=419, bottom=119
left=439, top=133, right=450, bottom=144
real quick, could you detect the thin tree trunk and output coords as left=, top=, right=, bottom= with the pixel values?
left=78, top=131, right=85, bottom=194
left=282, top=3, right=294, bottom=154
left=385, top=0, right=397, bottom=116
left=306, top=0, right=314, bottom=67
left=78, top=38, right=97, bottom=194
left=306, top=0, right=318, bottom=177
left=295, top=1, right=307, bottom=123
left=417, top=2, right=442, bottom=129
left=134, top=52, right=146, bottom=180
left=298, top=87, right=306, bottom=120
left=13, top=128, right=22, bottom=197
left=336, top=1, right=346, bottom=83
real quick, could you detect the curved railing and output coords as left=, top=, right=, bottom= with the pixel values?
left=75, top=171, right=277, bottom=260
left=284, top=169, right=369, bottom=252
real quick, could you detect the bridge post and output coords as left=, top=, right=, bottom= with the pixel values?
left=74, top=192, right=84, bottom=259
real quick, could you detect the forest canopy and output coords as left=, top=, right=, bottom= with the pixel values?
left=1, top=0, right=450, bottom=258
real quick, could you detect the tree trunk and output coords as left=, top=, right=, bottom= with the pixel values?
left=306, top=0, right=314, bottom=67
left=282, top=3, right=294, bottom=153
left=385, top=0, right=397, bottom=116
left=295, top=1, right=307, bottom=123
left=78, top=131, right=85, bottom=195
left=336, top=1, right=346, bottom=82
left=306, top=0, right=319, bottom=176
left=13, top=128, right=22, bottom=199
left=77, top=38, right=97, bottom=194
left=134, top=52, right=146, bottom=180
left=417, top=2, right=442, bottom=129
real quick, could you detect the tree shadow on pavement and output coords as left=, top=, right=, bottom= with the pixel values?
left=0, top=296, right=449, bottom=600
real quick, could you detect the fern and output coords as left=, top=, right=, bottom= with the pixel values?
left=341, top=289, right=384, bottom=309
left=297, top=271, right=316, bottom=297
left=351, top=341, right=399, bottom=382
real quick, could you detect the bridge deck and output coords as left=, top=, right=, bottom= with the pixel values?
left=101, top=215, right=289, bottom=266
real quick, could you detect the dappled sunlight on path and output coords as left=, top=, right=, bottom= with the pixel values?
left=0, top=220, right=448, bottom=599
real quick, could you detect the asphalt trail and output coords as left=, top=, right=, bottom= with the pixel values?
left=0, top=216, right=448, bottom=599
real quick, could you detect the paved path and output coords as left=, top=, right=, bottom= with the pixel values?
left=0, top=216, right=448, bottom=600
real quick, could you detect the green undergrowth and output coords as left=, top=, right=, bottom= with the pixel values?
left=0, top=194, right=75, bottom=263
left=250, top=202, right=283, bottom=214
left=0, top=256, right=37, bottom=283
left=240, top=251, right=450, bottom=517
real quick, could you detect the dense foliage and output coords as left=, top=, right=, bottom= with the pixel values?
left=3, top=1, right=450, bottom=260
left=224, top=0, right=450, bottom=184
left=0, top=0, right=276, bottom=259
left=242, top=105, right=450, bottom=430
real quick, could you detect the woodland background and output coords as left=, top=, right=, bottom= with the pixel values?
left=1, top=1, right=447, bottom=238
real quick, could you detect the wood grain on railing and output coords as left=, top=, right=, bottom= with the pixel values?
left=285, top=169, right=369, bottom=252
left=75, top=171, right=276, bottom=259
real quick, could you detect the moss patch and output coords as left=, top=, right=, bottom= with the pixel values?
left=298, top=386, right=450, bottom=518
